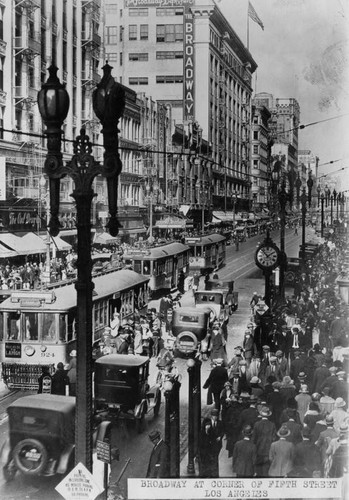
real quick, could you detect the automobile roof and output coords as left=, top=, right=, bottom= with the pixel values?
left=7, top=394, right=75, bottom=413
left=95, top=354, right=149, bottom=367
left=173, top=306, right=209, bottom=315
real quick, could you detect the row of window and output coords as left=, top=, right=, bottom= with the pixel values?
left=128, top=7, right=183, bottom=16
left=105, top=24, right=184, bottom=43
left=106, top=51, right=183, bottom=63
left=128, top=75, right=183, bottom=85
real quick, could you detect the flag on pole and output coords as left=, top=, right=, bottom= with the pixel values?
left=248, top=1, right=264, bottom=30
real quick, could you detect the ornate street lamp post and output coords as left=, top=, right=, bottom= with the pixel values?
left=321, top=193, right=325, bottom=238
left=38, top=64, right=125, bottom=471
left=300, top=187, right=308, bottom=267
left=163, top=376, right=181, bottom=477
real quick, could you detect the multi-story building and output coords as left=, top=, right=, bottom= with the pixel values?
left=104, top=0, right=257, bottom=221
left=251, top=100, right=271, bottom=211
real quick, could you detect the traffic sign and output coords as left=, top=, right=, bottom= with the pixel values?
left=96, top=439, right=111, bottom=464
left=254, top=300, right=269, bottom=315
left=55, top=462, right=104, bottom=500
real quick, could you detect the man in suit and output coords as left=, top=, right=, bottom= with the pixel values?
left=275, top=350, right=289, bottom=382
left=203, top=359, right=228, bottom=412
left=252, top=406, right=277, bottom=477
left=293, top=426, right=322, bottom=477
left=146, top=430, right=169, bottom=478
left=232, top=425, right=257, bottom=477
left=209, top=408, right=224, bottom=477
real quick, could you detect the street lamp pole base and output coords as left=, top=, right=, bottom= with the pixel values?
left=187, top=461, right=196, bottom=475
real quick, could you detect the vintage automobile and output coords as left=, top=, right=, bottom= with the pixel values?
left=205, top=279, right=238, bottom=314
left=194, top=290, right=229, bottom=322
left=94, top=354, right=161, bottom=432
left=172, top=307, right=210, bottom=358
left=1, top=394, right=75, bottom=481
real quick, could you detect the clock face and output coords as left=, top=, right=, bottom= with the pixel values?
left=256, top=246, right=279, bottom=268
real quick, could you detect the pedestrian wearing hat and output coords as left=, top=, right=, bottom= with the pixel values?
left=304, top=401, right=323, bottom=432
left=51, top=362, right=69, bottom=396
left=280, top=398, right=302, bottom=426
left=295, top=385, right=312, bottom=424
left=329, top=398, right=348, bottom=433
left=247, top=354, right=261, bottom=382
left=319, top=387, right=335, bottom=415
left=324, top=425, right=349, bottom=477
left=146, top=430, right=169, bottom=478
left=198, top=418, right=217, bottom=478
left=67, top=350, right=77, bottom=396
left=220, top=381, right=234, bottom=431
left=263, top=356, right=277, bottom=386
left=320, top=366, right=338, bottom=395
left=237, top=395, right=259, bottom=436
left=283, top=409, right=303, bottom=445
left=289, top=350, right=306, bottom=382
left=293, top=426, right=322, bottom=477
left=250, top=376, right=264, bottom=400
left=258, top=346, right=271, bottom=386
left=232, top=425, right=257, bottom=477
left=312, top=360, right=331, bottom=394
left=210, top=324, right=227, bottom=366
left=266, top=381, right=283, bottom=429
left=203, top=359, right=228, bottom=412
left=268, top=425, right=295, bottom=477
left=227, top=347, right=243, bottom=378
left=243, top=330, right=256, bottom=368
left=275, top=350, right=289, bottom=382
left=315, top=415, right=339, bottom=468
left=280, top=376, right=296, bottom=409
left=328, top=427, right=349, bottom=478
left=110, top=311, right=120, bottom=337
left=331, top=371, right=348, bottom=404
left=252, top=407, right=277, bottom=477
left=208, top=409, right=224, bottom=476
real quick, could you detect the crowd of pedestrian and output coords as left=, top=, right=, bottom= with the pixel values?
left=199, top=234, right=349, bottom=479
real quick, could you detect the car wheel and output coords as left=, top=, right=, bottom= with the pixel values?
left=3, top=460, right=16, bottom=482
left=13, top=439, right=48, bottom=476
left=153, top=391, right=161, bottom=417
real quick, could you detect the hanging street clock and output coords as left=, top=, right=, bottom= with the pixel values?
left=255, top=233, right=281, bottom=271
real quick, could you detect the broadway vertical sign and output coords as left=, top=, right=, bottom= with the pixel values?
left=183, top=7, right=194, bottom=121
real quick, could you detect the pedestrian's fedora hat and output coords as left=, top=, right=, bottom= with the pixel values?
left=339, top=424, right=349, bottom=435
left=325, top=415, right=334, bottom=425
left=298, top=372, right=307, bottom=379
left=299, top=384, right=309, bottom=393
left=335, top=397, right=346, bottom=408
left=240, top=391, right=250, bottom=399
left=329, top=366, right=337, bottom=373
left=337, top=371, right=346, bottom=377
left=275, top=350, right=283, bottom=357
left=292, top=325, right=301, bottom=331
left=270, top=356, right=277, bottom=362
left=262, top=345, right=270, bottom=351
left=244, top=330, right=251, bottom=335
left=249, top=394, right=258, bottom=402
left=224, top=381, right=232, bottom=387
left=242, top=425, right=253, bottom=437
left=250, top=376, right=261, bottom=384
left=259, top=406, right=272, bottom=417
left=277, top=425, right=291, bottom=438
left=149, top=430, right=161, bottom=441
left=272, top=381, right=281, bottom=389
left=70, top=350, right=77, bottom=357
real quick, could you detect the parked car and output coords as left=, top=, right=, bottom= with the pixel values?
left=94, top=354, right=161, bottom=432
left=1, top=394, right=75, bottom=481
left=205, top=279, right=238, bottom=314
left=171, top=307, right=210, bottom=358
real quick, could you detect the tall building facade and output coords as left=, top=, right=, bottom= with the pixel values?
left=251, top=100, right=271, bottom=210
left=104, top=0, right=257, bottom=215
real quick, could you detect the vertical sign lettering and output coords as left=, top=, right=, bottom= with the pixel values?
left=183, top=7, right=194, bottom=122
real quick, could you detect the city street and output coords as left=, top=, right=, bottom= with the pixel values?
left=0, top=226, right=311, bottom=500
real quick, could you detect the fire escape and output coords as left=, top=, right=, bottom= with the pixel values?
left=81, top=0, right=101, bottom=133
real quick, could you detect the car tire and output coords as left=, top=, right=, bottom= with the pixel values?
left=13, top=439, right=48, bottom=476
left=3, top=460, right=17, bottom=482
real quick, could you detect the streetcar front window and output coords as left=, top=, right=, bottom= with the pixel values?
left=43, top=313, right=56, bottom=341
left=142, top=261, right=150, bottom=275
left=23, top=312, right=39, bottom=341
left=6, top=312, right=21, bottom=340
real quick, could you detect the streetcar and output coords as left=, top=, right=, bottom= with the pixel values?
left=0, top=269, right=149, bottom=390
left=122, top=242, right=190, bottom=298
left=184, top=233, right=226, bottom=275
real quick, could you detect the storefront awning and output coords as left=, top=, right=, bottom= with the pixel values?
left=155, top=216, right=186, bottom=229
left=20, top=233, right=47, bottom=254
left=93, top=232, right=119, bottom=245
left=0, top=244, right=18, bottom=258
left=49, top=235, right=72, bottom=251
left=212, top=211, right=237, bottom=223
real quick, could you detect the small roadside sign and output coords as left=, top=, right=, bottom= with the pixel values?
left=55, top=462, right=104, bottom=500
left=96, top=440, right=111, bottom=464
left=254, top=300, right=269, bottom=316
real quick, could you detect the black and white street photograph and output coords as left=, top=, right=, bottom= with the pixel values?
left=0, top=0, right=348, bottom=499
